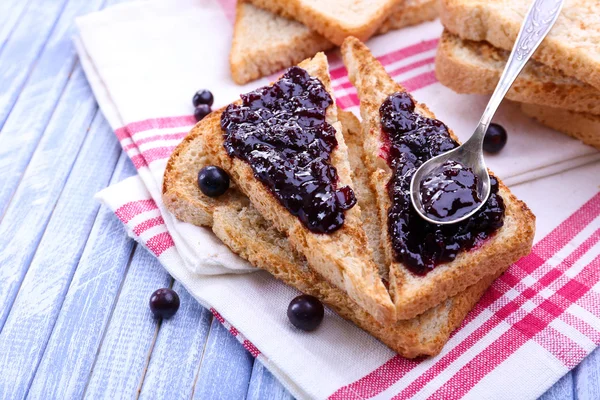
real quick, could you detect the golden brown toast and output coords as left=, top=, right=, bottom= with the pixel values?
left=244, top=0, right=403, bottom=46
left=230, top=0, right=439, bottom=84
left=163, top=107, right=501, bottom=357
left=341, top=37, right=536, bottom=320
left=440, top=0, right=600, bottom=91
left=435, top=30, right=600, bottom=116
left=178, top=53, right=396, bottom=324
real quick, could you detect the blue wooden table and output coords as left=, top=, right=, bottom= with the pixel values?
left=0, top=0, right=599, bottom=398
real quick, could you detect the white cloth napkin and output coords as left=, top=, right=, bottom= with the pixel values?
left=77, top=0, right=600, bottom=398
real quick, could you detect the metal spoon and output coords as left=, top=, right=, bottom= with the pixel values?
left=409, top=0, right=564, bottom=225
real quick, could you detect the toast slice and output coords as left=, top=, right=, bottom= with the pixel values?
left=439, top=0, right=600, bottom=91
left=188, top=53, right=396, bottom=324
left=164, top=108, right=501, bottom=357
left=230, top=0, right=334, bottom=85
left=436, top=30, right=600, bottom=116
left=520, top=103, right=600, bottom=150
left=341, top=37, right=535, bottom=320
left=230, top=0, right=439, bottom=84
left=245, top=0, right=404, bottom=46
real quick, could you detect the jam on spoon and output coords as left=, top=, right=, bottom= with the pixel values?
left=419, top=160, right=482, bottom=222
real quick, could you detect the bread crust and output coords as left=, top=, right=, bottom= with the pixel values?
left=230, top=1, right=335, bottom=85
left=163, top=108, right=501, bottom=357
left=230, top=0, right=439, bottom=85
left=520, top=103, right=600, bottom=150
left=440, top=0, right=600, bottom=91
left=245, top=0, right=403, bottom=46
left=341, top=37, right=536, bottom=320
left=435, top=30, right=600, bottom=116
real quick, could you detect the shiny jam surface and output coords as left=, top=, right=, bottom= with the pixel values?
left=420, top=160, right=482, bottom=221
left=221, top=66, right=356, bottom=234
left=380, top=92, right=505, bottom=275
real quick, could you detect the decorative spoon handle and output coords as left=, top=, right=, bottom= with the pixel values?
left=464, top=0, right=565, bottom=152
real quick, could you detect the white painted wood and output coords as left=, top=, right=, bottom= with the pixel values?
left=0, top=115, right=121, bottom=399
left=0, top=65, right=98, bottom=330
left=0, top=0, right=106, bottom=217
left=0, top=0, right=70, bottom=129
left=139, top=281, right=212, bottom=400
left=539, top=372, right=574, bottom=400
left=83, top=246, right=172, bottom=399
left=247, top=361, right=294, bottom=400
left=574, top=348, right=600, bottom=400
left=27, top=157, right=138, bottom=400
left=0, top=0, right=33, bottom=53
left=192, top=318, right=254, bottom=400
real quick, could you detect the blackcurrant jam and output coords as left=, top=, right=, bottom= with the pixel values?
left=221, top=67, right=356, bottom=234
left=420, top=160, right=482, bottom=221
left=380, top=92, right=505, bottom=275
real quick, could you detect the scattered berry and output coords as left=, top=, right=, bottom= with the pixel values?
left=483, top=123, right=507, bottom=154
left=198, top=166, right=230, bottom=197
left=149, top=288, right=180, bottom=319
left=194, top=104, right=211, bottom=122
left=287, top=295, right=324, bottom=331
left=193, top=89, right=214, bottom=107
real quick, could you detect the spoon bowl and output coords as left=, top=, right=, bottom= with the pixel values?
left=410, top=132, right=491, bottom=225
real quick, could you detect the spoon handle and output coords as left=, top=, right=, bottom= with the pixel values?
left=465, top=0, right=565, bottom=150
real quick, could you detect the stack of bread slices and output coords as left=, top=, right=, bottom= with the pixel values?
left=164, top=33, right=535, bottom=357
left=436, top=0, right=600, bottom=149
left=229, top=0, right=439, bottom=85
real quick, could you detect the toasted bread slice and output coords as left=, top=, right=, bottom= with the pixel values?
left=164, top=108, right=501, bottom=357
left=230, top=0, right=438, bottom=84
left=436, top=30, right=600, bottom=116
left=245, top=0, right=403, bottom=46
left=185, top=53, right=396, bottom=324
left=520, top=103, right=600, bottom=150
left=230, top=1, right=334, bottom=85
left=440, top=0, right=600, bottom=91
left=341, top=37, right=535, bottom=320
left=378, top=0, right=439, bottom=35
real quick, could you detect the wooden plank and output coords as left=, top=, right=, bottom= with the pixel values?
left=27, top=154, right=138, bottom=400
left=539, top=372, right=574, bottom=400
left=574, top=347, right=600, bottom=400
left=0, top=0, right=70, bottom=130
left=0, top=113, right=121, bottom=399
left=0, top=0, right=107, bottom=217
left=82, top=247, right=172, bottom=399
left=0, top=0, right=33, bottom=53
left=192, top=318, right=254, bottom=400
left=0, top=65, right=97, bottom=330
left=139, top=282, right=213, bottom=399
left=247, top=361, right=294, bottom=400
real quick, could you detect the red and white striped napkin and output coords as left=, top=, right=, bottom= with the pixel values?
left=76, top=0, right=600, bottom=398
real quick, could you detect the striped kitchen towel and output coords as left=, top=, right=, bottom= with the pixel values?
left=78, top=0, right=600, bottom=398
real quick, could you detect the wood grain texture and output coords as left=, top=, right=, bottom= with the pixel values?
left=539, top=373, right=574, bottom=400
left=82, top=246, right=171, bottom=399
left=0, top=112, right=121, bottom=399
left=0, top=0, right=33, bottom=53
left=26, top=154, right=138, bottom=399
left=0, top=0, right=70, bottom=130
left=139, top=282, right=213, bottom=400
left=574, top=349, right=600, bottom=400
left=247, top=361, right=294, bottom=400
left=0, top=0, right=107, bottom=217
left=0, top=65, right=98, bottom=331
left=192, top=317, right=254, bottom=400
